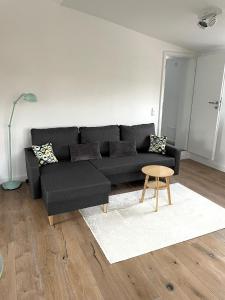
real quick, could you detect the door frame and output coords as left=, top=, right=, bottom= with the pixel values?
left=158, top=51, right=197, bottom=138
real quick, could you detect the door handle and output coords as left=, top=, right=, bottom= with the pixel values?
left=208, top=101, right=219, bottom=105
left=208, top=100, right=219, bottom=110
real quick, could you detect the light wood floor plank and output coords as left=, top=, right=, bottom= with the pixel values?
left=0, top=243, right=17, bottom=300
left=1, top=159, right=225, bottom=299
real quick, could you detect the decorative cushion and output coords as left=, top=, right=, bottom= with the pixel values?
left=31, top=127, right=79, bottom=161
left=80, top=125, right=120, bottom=156
left=70, top=143, right=102, bottom=162
left=32, top=142, right=58, bottom=166
left=109, top=141, right=137, bottom=158
left=149, top=135, right=167, bottom=155
left=120, top=123, right=155, bottom=152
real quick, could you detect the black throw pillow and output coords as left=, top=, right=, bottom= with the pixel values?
left=70, top=143, right=102, bottom=162
left=109, top=141, right=137, bottom=158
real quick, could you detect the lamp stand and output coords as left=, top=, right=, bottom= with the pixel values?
left=2, top=96, right=23, bottom=190
left=1, top=93, right=37, bottom=191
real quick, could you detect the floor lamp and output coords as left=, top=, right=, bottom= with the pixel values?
left=2, top=93, right=37, bottom=190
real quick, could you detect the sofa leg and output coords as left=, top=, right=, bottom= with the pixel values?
left=103, top=204, right=108, bottom=213
left=48, top=216, right=54, bottom=226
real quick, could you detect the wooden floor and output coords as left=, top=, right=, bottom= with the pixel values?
left=1, top=159, right=225, bottom=299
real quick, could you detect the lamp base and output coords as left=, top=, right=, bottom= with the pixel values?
left=1, top=180, right=22, bottom=190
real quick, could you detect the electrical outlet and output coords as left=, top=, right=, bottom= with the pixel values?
left=151, top=108, right=155, bottom=117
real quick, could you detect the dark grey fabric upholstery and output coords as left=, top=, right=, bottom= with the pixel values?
left=45, top=193, right=109, bottom=216
left=41, top=161, right=110, bottom=197
left=80, top=125, right=120, bottom=156
left=120, top=123, right=155, bottom=152
left=25, top=148, right=41, bottom=198
left=41, top=161, right=111, bottom=215
left=25, top=125, right=181, bottom=217
left=108, top=172, right=144, bottom=185
left=31, top=127, right=79, bottom=161
left=90, top=153, right=175, bottom=176
left=70, top=143, right=102, bottom=162
left=165, top=144, right=181, bottom=175
left=109, top=141, right=137, bottom=158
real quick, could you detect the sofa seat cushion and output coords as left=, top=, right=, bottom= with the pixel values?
left=41, top=161, right=111, bottom=204
left=90, top=153, right=175, bottom=176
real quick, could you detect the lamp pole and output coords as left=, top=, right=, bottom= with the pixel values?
left=7, top=94, right=24, bottom=182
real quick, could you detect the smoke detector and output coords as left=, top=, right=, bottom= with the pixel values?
left=198, top=7, right=222, bottom=29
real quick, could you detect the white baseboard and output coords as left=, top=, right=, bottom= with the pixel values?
left=181, top=151, right=191, bottom=160
left=180, top=151, right=225, bottom=173
left=189, top=153, right=225, bottom=173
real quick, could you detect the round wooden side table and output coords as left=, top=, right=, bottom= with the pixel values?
left=140, top=165, right=174, bottom=212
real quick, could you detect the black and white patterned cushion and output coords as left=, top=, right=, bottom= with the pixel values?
left=32, top=142, right=58, bottom=166
left=149, top=135, right=167, bottom=155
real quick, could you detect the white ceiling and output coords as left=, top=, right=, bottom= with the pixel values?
left=61, top=0, right=225, bottom=51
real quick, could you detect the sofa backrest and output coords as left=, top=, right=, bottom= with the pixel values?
left=31, top=127, right=79, bottom=161
left=31, top=123, right=155, bottom=159
left=120, top=123, right=155, bottom=152
left=80, top=125, right=120, bottom=156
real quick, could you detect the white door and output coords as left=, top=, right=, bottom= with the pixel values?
left=188, top=53, right=225, bottom=160
left=175, top=58, right=196, bottom=150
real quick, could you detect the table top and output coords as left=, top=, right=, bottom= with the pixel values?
left=141, top=165, right=174, bottom=178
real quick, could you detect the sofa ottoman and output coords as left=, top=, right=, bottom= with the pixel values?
left=40, top=161, right=111, bottom=225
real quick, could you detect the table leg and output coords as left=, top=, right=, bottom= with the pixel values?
left=140, top=175, right=149, bottom=203
left=48, top=216, right=54, bottom=226
left=155, top=177, right=159, bottom=212
left=166, top=177, right=172, bottom=205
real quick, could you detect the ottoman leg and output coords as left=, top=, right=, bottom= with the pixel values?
left=48, top=216, right=54, bottom=226
left=103, top=204, right=108, bottom=213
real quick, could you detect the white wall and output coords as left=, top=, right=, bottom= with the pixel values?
left=0, top=0, right=187, bottom=183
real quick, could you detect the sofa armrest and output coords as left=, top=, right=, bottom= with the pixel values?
left=166, top=144, right=181, bottom=175
left=25, top=147, right=41, bottom=199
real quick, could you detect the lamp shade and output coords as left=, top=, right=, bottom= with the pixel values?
left=23, top=93, right=37, bottom=102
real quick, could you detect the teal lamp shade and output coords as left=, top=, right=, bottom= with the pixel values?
left=23, top=93, right=37, bottom=102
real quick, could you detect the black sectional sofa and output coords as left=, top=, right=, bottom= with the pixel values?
left=25, top=123, right=181, bottom=225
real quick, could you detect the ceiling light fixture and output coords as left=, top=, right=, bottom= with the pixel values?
left=198, top=7, right=222, bottom=29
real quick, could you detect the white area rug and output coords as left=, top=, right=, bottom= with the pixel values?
left=80, top=183, right=225, bottom=264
